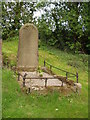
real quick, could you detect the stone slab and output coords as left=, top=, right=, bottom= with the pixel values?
left=19, top=72, right=66, bottom=88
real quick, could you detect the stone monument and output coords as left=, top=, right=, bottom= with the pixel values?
left=17, top=23, right=38, bottom=71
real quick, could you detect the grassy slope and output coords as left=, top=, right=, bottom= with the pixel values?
left=2, top=37, right=88, bottom=118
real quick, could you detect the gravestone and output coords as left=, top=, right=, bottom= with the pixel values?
left=17, top=23, right=38, bottom=71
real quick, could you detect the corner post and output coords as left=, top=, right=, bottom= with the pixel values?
left=28, top=88, right=30, bottom=93
left=45, top=78, right=47, bottom=87
left=66, top=72, right=68, bottom=81
left=23, top=73, right=27, bottom=87
left=61, top=80, right=63, bottom=87
left=76, top=72, right=78, bottom=83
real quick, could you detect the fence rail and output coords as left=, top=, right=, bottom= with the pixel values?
left=17, top=73, right=66, bottom=89
left=17, top=60, right=79, bottom=93
left=44, top=60, right=78, bottom=83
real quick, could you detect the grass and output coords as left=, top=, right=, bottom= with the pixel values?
left=2, top=37, right=88, bottom=118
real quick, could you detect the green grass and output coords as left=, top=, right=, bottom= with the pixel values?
left=2, top=36, right=18, bottom=67
left=2, top=37, right=88, bottom=118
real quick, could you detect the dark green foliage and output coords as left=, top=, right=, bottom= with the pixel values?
left=1, top=2, right=37, bottom=40
left=37, top=2, right=89, bottom=54
left=1, top=1, right=90, bottom=54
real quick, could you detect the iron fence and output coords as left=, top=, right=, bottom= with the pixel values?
left=44, top=60, right=78, bottom=83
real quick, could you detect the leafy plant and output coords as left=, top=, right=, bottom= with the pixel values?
left=37, top=66, right=43, bottom=77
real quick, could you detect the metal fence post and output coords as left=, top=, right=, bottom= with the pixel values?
left=45, top=78, right=47, bottom=87
left=61, top=80, right=63, bottom=87
left=50, top=65, right=52, bottom=71
left=23, top=77, right=25, bottom=87
left=76, top=72, right=78, bottom=83
left=28, top=88, right=30, bottom=93
left=23, top=73, right=27, bottom=87
left=66, top=72, right=68, bottom=80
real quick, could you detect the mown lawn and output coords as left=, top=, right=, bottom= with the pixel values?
left=2, top=37, right=88, bottom=118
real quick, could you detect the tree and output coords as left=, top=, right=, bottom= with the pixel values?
left=37, top=1, right=89, bottom=54
left=2, top=1, right=37, bottom=40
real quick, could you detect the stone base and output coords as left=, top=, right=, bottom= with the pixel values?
left=17, top=71, right=82, bottom=94
left=16, top=66, right=38, bottom=72
left=71, top=83, right=82, bottom=93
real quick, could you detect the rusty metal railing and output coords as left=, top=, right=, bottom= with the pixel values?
left=44, top=60, right=78, bottom=83
left=18, top=73, right=67, bottom=87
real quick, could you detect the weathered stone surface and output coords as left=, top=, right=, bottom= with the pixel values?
left=19, top=71, right=66, bottom=88
left=74, top=83, right=82, bottom=89
left=74, top=83, right=82, bottom=93
left=17, top=23, right=38, bottom=71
